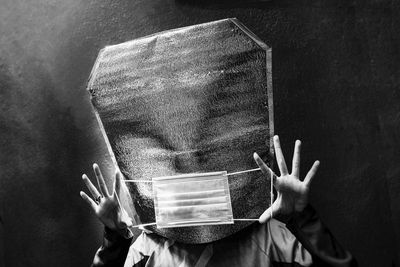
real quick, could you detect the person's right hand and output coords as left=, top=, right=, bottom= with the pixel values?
left=80, top=163, right=133, bottom=238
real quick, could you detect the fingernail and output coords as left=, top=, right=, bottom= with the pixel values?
left=93, top=165, right=100, bottom=174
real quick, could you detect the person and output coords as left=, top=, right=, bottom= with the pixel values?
left=80, top=136, right=357, bottom=267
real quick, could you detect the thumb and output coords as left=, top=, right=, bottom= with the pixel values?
left=120, top=209, right=133, bottom=227
left=258, top=201, right=278, bottom=224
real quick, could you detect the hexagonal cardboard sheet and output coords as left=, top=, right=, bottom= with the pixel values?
left=87, top=18, right=273, bottom=243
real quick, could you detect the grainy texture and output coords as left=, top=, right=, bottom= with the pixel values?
left=88, top=19, right=273, bottom=243
left=0, top=0, right=399, bottom=266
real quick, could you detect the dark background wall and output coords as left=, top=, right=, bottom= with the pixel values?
left=0, top=0, right=399, bottom=266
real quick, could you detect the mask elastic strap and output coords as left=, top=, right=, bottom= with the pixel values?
left=123, top=166, right=277, bottom=223
left=269, top=167, right=274, bottom=219
left=129, top=222, right=157, bottom=228
left=227, top=166, right=276, bottom=222
left=124, top=167, right=276, bottom=182
left=233, top=218, right=259, bottom=221
left=226, top=167, right=262, bottom=176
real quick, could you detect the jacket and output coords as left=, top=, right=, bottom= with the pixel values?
left=92, top=205, right=357, bottom=267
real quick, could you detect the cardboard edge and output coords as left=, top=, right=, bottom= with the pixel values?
left=102, top=18, right=234, bottom=51
left=86, top=49, right=140, bottom=225
left=266, top=47, right=274, bottom=167
left=86, top=47, right=105, bottom=94
left=230, top=18, right=274, bottom=164
left=229, top=18, right=269, bottom=50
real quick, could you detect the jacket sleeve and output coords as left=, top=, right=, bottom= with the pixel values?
left=91, top=227, right=133, bottom=267
left=284, top=205, right=358, bottom=267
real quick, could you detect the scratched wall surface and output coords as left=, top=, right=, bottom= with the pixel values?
left=0, top=0, right=399, bottom=266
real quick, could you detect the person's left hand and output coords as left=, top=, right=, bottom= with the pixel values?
left=80, top=164, right=134, bottom=238
left=254, top=135, right=320, bottom=223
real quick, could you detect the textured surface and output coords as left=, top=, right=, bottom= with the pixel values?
left=0, top=0, right=399, bottom=266
left=88, top=19, right=273, bottom=243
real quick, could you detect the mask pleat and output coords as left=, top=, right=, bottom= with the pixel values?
left=156, top=189, right=226, bottom=201
left=158, top=203, right=230, bottom=221
left=157, top=195, right=228, bottom=206
left=153, top=171, right=234, bottom=228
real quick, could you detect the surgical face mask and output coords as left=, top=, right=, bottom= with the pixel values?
left=152, top=171, right=233, bottom=228
left=125, top=167, right=273, bottom=229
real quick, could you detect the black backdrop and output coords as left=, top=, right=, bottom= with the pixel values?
left=0, top=0, right=399, bottom=266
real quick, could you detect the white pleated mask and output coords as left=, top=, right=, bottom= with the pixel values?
left=124, top=167, right=273, bottom=229
left=152, top=171, right=233, bottom=228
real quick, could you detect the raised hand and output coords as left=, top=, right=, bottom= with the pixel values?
left=80, top=163, right=133, bottom=238
left=254, top=135, right=320, bottom=223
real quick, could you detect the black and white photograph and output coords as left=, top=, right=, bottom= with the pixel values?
left=0, top=0, right=399, bottom=266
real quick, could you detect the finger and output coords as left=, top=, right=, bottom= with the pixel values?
left=253, top=153, right=276, bottom=185
left=82, top=174, right=101, bottom=199
left=258, top=201, right=278, bottom=223
left=80, top=191, right=97, bottom=211
left=120, top=209, right=133, bottom=228
left=274, top=135, right=289, bottom=176
left=113, top=171, right=122, bottom=196
left=93, top=163, right=110, bottom=197
left=291, top=140, right=301, bottom=178
left=303, top=160, right=320, bottom=186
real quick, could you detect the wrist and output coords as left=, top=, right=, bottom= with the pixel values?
left=104, top=225, right=133, bottom=239
left=275, top=205, right=309, bottom=224
left=274, top=212, right=293, bottom=224
left=117, top=227, right=134, bottom=239
left=285, top=204, right=315, bottom=228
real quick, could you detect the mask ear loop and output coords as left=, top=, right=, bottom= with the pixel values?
left=123, top=166, right=276, bottom=226
left=129, top=222, right=157, bottom=228
left=119, top=180, right=156, bottom=229
left=228, top=166, right=276, bottom=222
left=230, top=167, right=276, bottom=255
left=269, top=167, right=274, bottom=219
left=267, top=166, right=277, bottom=257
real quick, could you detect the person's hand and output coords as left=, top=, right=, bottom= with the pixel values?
left=80, top=163, right=133, bottom=237
left=254, top=135, right=320, bottom=223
